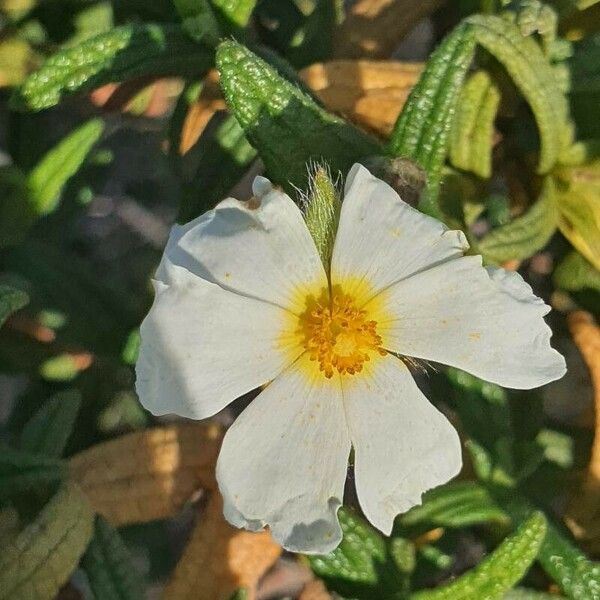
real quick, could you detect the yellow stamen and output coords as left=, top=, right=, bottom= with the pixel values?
left=297, top=287, right=386, bottom=378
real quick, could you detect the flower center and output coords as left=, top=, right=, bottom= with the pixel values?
left=299, top=290, right=386, bottom=378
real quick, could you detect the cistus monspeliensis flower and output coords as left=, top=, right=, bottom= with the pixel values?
left=135, top=164, right=566, bottom=554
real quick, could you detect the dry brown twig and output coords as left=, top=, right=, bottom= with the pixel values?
left=565, top=311, right=600, bottom=549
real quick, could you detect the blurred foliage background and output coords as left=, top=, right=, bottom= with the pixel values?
left=0, top=0, right=600, bottom=598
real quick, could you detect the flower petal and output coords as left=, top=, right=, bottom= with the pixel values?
left=331, top=164, right=468, bottom=304
left=216, top=355, right=351, bottom=554
left=136, top=266, right=299, bottom=419
left=343, top=355, right=462, bottom=534
left=160, top=176, right=327, bottom=314
left=369, top=257, right=566, bottom=389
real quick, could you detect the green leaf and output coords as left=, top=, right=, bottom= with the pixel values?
left=12, top=24, right=212, bottom=112
left=0, top=166, right=36, bottom=248
left=177, top=112, right=257, bottom=223
left=308, top=507, right=386, bottom=585
left=478, top=177, right=559, bottom=263
left=19, top=390, right=81, bottom=458
left=81, top=516, right=146, bottom=600
left=399, top=482, right=509, bottom=529
left=554, top=251, right=600, bottom=293
left=503, top=588, right=566, bottom=599
left=388, top=22, right=476, bottom=218
left=27, top=118, right=104, bottom=215
left=216, top=40, right=382, bottom=195
left=443, top=369, right=544, bottom=488
left=308, top=507, right=410, bottom=599
left=304, top=165, right=341, bottom=270
left=567, top=32, right=600, bottom=94
left=174, top=0, right=222, bottom=44
left=537, top=522, right=600, bottom=600
left=501, top=496, right=600, bottom=600
left=411, top=512, right=547, bottom=600
left=256, top=0, right=336, bottom=68
left=0, top=448, right=67, bottom=501
left=0, top=285, right=28, bottom=328
left=449, top=70, right=501, bottom=179
left=211, top=0, right=257, bottom=27
left=467, top=14, right=571, bottom=173
left=0, top=482, right=95, bottom=600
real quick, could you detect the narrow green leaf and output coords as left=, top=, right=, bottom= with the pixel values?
left=399, top=482, right=509, bottom=529
left=174, top=0, right=222, bottom=44
left=0, top=166, right=36, bottom=248
left=0, top=448, right=67, bottom=500
left=19, top=390, right=81, bottom=458
left=12, top=24, right=212, bottom=111
left=216, top=40, right=382, bottom=194
left=308, top=507, right=409, bottom=599
left=449, top=70, right=501, bottom=179
left=256, top=0, right=336, bottom=68
left=212, top=0, right=257, bottom=27
left=27, top=118, right=104, bottom=215
left=537, top=523, right=600, bottom=600
left=0, top=285, right=28, bottom=328
left=81, top=516, right=146, bottom=600
left=554, top=251, right=600, bottom=293
left=468, top=14, right=571, bottom=173
left=478, top=177, right=559, bottom=263
left=308, top=507, right=387, bottom=586
left=567, top=31, right=600, bottom=94
left=411, top=512, right=547, bottom=600
left=502, top=496, right=600, bottom=600
left=0, top=482, right=95, bottom=600
left=388, top=22, right=476, bottom=217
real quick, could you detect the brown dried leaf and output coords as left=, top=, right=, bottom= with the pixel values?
left=180, top=97, right=227, bottom=154
left=334, top=0, right=444, bottom=59
left=298, top=579, right=333, bottom=600
left=179, top=71, right=227, bottom=155
left=162, top=492, right=281, bottom=600
left=565, top=311, right=600, bottom=548
left=90, top=78, right=182, bottom=117
left=301, top=60, right=423, bottom=136
left=70, top=423, right=223, bottom=526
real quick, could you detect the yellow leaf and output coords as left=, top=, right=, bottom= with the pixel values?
left=0, top=482, right=94, bottom=600
left=162, top=492, right=281, bottom=600
left=301, top=60, right=423, bottom=136
left=0, top=38, right=37, bottom=88
left=556, top=163, right=600, bottom=271
left=70, top=423, right=223, bottom=526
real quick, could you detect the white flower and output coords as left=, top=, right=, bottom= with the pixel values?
left=136, top=164, right=566, bottom=554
